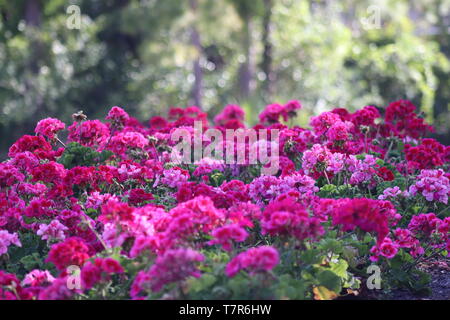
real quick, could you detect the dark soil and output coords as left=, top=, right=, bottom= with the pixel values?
left=337, top=257, right=450, bottom=300
left=376, top=258, right=450, bottom=300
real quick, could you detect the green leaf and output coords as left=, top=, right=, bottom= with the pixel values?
left=187, top=274, right=217, bottom=293
left=300, top=249, right=323, bottom=265
left=330, top=259, right=349, bottom=279
left=316, top=269, right=342, bottom=293
left=319, top=238, right=343, bottom=254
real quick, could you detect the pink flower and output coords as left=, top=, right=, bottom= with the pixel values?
left=408, top=213, right=446, bottom=241
left=110, top=131, right=148, bottom=154
left=160, top=167, right=190, bottom=188
left=283, top=100, right=302, bottom=117
left=46, top=237, right=91, bottom=271
left=67, top=120, right=110, bottom=149
left=81, top=258, right=124, bottom=290
left=0, top=163, right=25, bottom=187
left=302, top=144, right=346, bottom=177
left=379, top=237, right=398, bottom=259
left=408, top=169, right=449, bottom=204
left=208, top=224, right=248, bottom=251
left=8, top=135, right=55, bottom=160
left=9, top=151, right=39, bottom=171
left=378, top=186, right=403, bottom=200
left=259, top=103, right=285, bottom=123
left=310, top=112, right=342, bottom=136
left=0, top=230, right=21, bottom=255
left=22, top=270, right=55, bottom=287
left=37, top=220, right=68, bottom=242
left=225, top=246, right=279, bottom=277
left=35, top=118, right=65, bottom=140
left=106, top=106, right=129, bottom=128
left=129, top=235, right=159, bottom=258
left=214, top=104, right=245, bottom=125
left=261, top=196, right=323, bottom=240
left=326, top=121, right=353, bottom=142
left=38, top=277, right=75, bottom=300
left=351, top=105, right=380, bottom=127
left=248, top=174, right=318, bottom=205
left=330, top=198, right=391, bottom=243
left=131, top=248, right=204, bottom=296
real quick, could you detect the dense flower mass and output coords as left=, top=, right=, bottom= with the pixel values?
left=35, top=118, right=66, bottom=140
left=408, top=169, right=449, bottom=204
left=46, top=237, right=91, bottom=271
left=225, top=246, right=280, bottom=277
left=0, top=100, right=448, bottom=300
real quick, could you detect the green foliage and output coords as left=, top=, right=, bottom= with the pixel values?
left=58, top=142, right=112, bottom=168
left=1, top=232, right=53, bottom=277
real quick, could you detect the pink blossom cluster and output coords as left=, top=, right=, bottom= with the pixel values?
left=35, top=118, right=66, bottom=140
left=258, top=100, right=302, bottom=124
left=0, top=230, right=21, bottom=255
left=131, top=248, right=204, bottom=297
left=248, top=174, right=318, bottom=205
left=208, top=224, right=248, bottom=251
left=261, top=196, right=324, bottom=240
left=22, top=270, right=55, bottom=287
left=160, top=167, right=190, bottom=188
left=110, top=131, right=149, bottom=155
left=408, top=169, right=449, bottom=204
left=67, top=120, right=110, bottom=148
left=0, top=100, right=448, bottom=300
left=378, top=186, right=405, bottom=200
left=37, top=220, right=68, bottom=242
left=302, top=144, right=345, bottom=177
left=81, top=258, right=124, bottom=290
left=106, top=106, right=130, bottom=129
left=370, top=213, right=450, bottom=262
left=346, top=154, right=378, bottom=185
left=225, top=246, right=279, bottom=277
left=323, top=198, right=397, bottom=243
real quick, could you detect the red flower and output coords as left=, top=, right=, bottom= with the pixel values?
left=376, top=167, right=395, bottom=181
left=46, top=237, right=91, bottom=271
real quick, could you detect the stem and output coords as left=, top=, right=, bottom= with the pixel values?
left=80, top=214, right=110, bottom=254
left=56, top=137, right=66, bottom=148
left=323, top=170, right=331, bottom=185
left=383, top=139, right=394, bottom=161
left=436, top=206, right=450, bottom=218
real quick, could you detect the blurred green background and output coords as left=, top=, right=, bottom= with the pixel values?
left=0, top=0, right=449, bottom=158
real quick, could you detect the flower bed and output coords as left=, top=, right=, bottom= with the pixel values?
left=0, top=100, right=449, bottom=300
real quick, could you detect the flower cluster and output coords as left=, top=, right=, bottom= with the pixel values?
left=0, top=230, right=21, bottom=255
left=225, top=246, right=279, bottom=277
left=0, top=99, right=448, bottom=300
left=46, top=237, right=91, bottom=271
left=81, top=258, right=124, bottom=290
left=131, top=248, right=204, bottom=297
left=208, top=224, right=248, bottom=251
left=35, top=118, right=66, bottom=140
left=408, top=169, right=449, bottom=204
left=259, top=100, right=302, bottom=124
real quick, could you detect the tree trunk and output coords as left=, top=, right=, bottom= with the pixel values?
left=24, top=0, right=46, bottom=124
left=189, top=0, right=203, bottom=107
left=238, top=16, right=255, bottom=99
left=25, top=0, right=42, bottom=74
left=261, top=0, right=274, bottom=100
left=25, top=0, right=41, bottom=27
